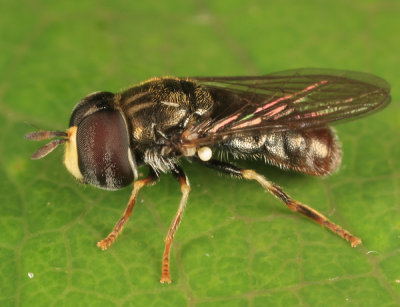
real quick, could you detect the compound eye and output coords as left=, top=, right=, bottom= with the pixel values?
left=76, top=110, right=134, bottom=190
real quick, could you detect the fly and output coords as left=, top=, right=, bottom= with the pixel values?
left=24, top=68, right=391, bottom=283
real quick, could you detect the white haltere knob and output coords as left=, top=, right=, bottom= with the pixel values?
left=197, top=146, right=212, bottom=161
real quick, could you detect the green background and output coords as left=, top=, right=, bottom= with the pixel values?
left=1, top=0, right=399, bottom=306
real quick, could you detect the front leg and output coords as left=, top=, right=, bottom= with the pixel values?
left=160, top=165, right=190, bottom=284
left=97, top=168, right=159, bottom=250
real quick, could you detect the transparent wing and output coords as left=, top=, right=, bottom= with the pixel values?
left=182, top=68, right=390, bottom=146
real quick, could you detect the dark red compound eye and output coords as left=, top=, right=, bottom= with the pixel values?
left=76, top=110, right=134, bottom=190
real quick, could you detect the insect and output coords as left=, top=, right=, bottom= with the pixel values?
left=25, top=68, right=390, bottom=283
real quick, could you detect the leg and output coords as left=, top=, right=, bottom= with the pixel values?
left=160, top=166, right=190, bottom=284
left=195, top=158, right=361, bottom=247
left=97, top=169, right=159, bottom=250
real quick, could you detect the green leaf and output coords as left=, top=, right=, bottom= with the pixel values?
left=1, top=0, right=399, bottom=306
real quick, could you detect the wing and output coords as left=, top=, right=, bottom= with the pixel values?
left=182, top=68, right=390, bottom=146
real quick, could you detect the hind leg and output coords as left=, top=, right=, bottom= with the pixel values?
left=195, top=158, right=361, bottom=247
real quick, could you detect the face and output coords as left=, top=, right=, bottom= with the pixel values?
left=63, top=92, right=137, bottom=190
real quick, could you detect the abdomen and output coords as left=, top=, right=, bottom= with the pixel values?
left=221, top=127, right=342, bottom=176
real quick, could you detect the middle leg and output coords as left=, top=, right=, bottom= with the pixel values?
left=160, top=165, right=191, bottom=284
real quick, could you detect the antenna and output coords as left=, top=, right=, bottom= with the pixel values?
left=25, top=130, right=68, bottom=159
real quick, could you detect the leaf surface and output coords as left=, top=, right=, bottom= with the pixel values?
left=1, top=0, right=399, bottom=306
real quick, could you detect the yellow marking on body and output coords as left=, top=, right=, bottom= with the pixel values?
left=127, top=101, right=154, bottom=116
left=182, top=146, right=196, bottom=157
left=63, top=126, right=84, bottom=180
left=310, top=138, right=328, bottom=158
left=139, top=76, right=180, bottom=85
left=133, top=126, right=144, bottom=139
left=123, top=91, right=147, bottom=105
left=293, top=134, right=304, bottom=148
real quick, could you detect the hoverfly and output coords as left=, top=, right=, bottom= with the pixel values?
left=25, top=68, right=390, bottom=283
